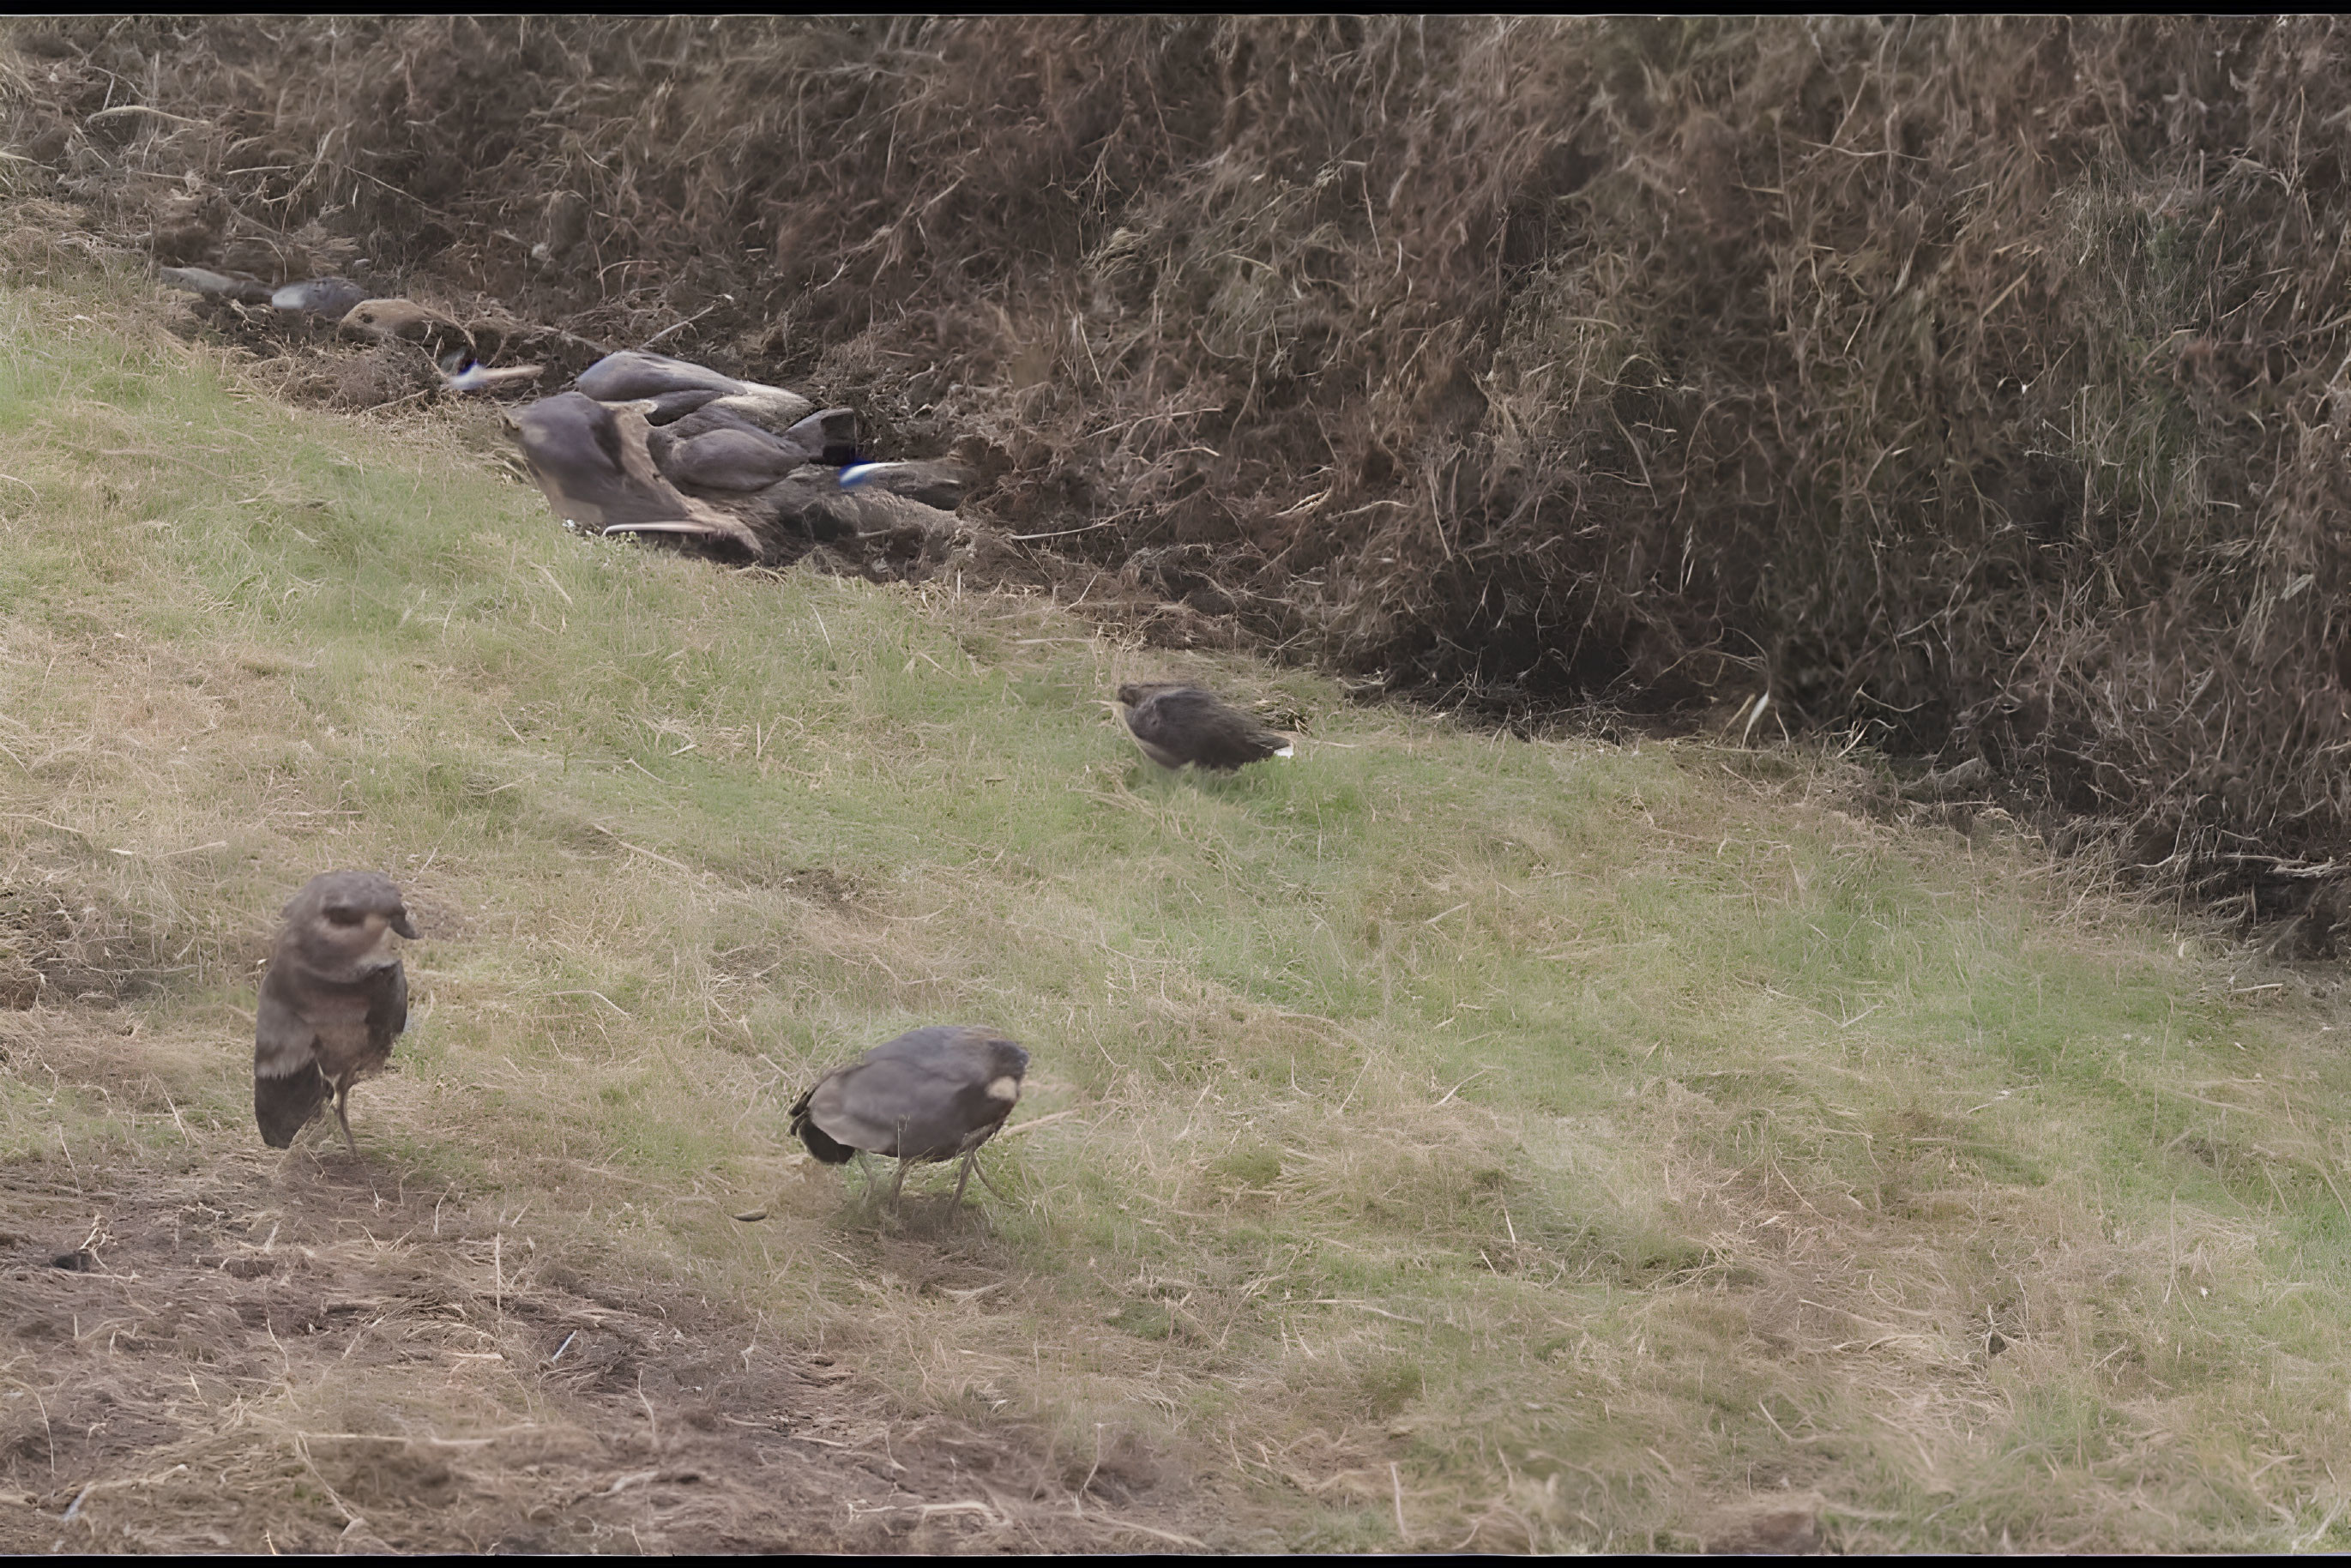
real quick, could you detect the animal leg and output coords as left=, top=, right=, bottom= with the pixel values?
left=969, top=1155, right=1010, bottom=1201
left=333, top=1083, right=359, bottom=1158
left=951, top=1150, right=975, bottom=1207
left=851, top=1150, right=883, bottom=1203
left=889, top=1155, right=910, bottom=1205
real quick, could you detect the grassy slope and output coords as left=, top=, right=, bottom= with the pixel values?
left=3, top=263, right=2351, bottom=1551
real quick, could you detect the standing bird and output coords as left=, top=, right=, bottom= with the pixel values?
left=789, top=1026, right=1028, bottom=1206
left=1115, top=682, right=1295, bottom=771
left=253, top=871, right=419, bottom=1155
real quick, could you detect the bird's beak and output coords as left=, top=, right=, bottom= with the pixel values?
left=390, top=911, right=419, bottom=940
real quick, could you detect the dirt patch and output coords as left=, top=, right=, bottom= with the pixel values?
left=0, top=1122, right=1215, bottom=1552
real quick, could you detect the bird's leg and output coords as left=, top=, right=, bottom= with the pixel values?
left=851, top=1151, right=883, bottom=1206
left=333, top=1083, right=359, bottom=1158
left=969, top=1155, right=1011, bottom=1201
left=951, top=1150, right=975, bottom=1207
left=889, top=1155, right=910, bottom=1205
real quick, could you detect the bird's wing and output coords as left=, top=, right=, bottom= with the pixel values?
left=365, top=959, right=409, bottom=1049
left=605, top=407, right=767, bottom=552
left=1157, top=688, right=1287, bottom=770
left=588, top=402, right=630, bottom=479
left=254, top=968, right=320, bottom=1079
left=254, top=963, right=332, bottom=1148
left=808, top=1055, right=979, bottom=1161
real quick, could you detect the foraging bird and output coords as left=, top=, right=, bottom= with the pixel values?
left=253, top=871, right=418, bottom=1155
left=656, top=401, right=787, bottom=447
left=1115, top=683, right=1295, bottom=771
left=702, top=386, right=823, bottom=434
left=790, top=1026, right=1028, bottom=1206
left=648, top=402, right=856, bottom=492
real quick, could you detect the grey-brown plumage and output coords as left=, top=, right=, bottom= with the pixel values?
left=789, top=1026, right=1028, bottom=1205
left=253, top=871, right=419, bottom=1155
left=271, top=278, right=370, bottom=320
left=645, top=405, right=859, bottom=492
left=160, top=265, right=271, bottom=305
left=1116, top=683, right=1294, bottom=771
left=572, top=350, right=814, bottom=431
left=654, top=425, right=811, bottom=492
left=511, top=391, right=761, bottom=554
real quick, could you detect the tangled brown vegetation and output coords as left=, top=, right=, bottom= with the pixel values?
left=9, top=16, right=2351, bottom=930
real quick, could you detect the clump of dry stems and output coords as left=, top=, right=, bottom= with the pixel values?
left=10, top=17, right=2351, bottom=932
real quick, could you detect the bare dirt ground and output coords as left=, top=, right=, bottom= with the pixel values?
left=0, top=1024, right=1217, bottom=1554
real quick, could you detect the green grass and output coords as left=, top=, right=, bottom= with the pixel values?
left=4, top=258, right=2351, bottom=1550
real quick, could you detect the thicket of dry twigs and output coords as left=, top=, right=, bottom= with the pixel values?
left=10, top=15, right=2351, bottom=935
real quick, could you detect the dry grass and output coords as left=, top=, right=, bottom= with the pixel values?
left=15, top=18, right=2351, bottom=917
left=15, top=18, right=2351, bottom=919
left=3, top=251, right=2351, bottom=1551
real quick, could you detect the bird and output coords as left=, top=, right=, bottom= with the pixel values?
left=159, top=265, right=270, bottom=305
left=253, top=871, right=418, bottom=1155
left=270, top=278, right=371, bottom=321
left=651, top=425, right=811, bottom=492
left=572, top=350, right=813, bottom=431
left=634, top=386, right=728, bottom=425
left=838, top=459, right=968, bottom=510
left=784, top=407, right=861, bottom=465
left=572, top=348, right=744, bottom=401
left=655, top=401, right=786, bottom=446
left=509, top=390, right=760, bottom=554
left=789, top=1026, right=1028, bottom=1206
left=654, top=403, right=856, bottom=461
left=439, top=359, right=545, bottom=395
left=337, top=297, right=476, bottom=360
left=1114, top=683, right=1295, bottom=771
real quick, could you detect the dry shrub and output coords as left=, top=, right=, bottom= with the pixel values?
left=11, top=17, right=2351, bottom=923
